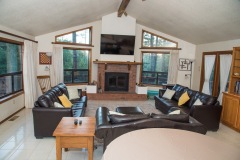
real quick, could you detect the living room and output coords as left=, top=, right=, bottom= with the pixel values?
left=0, top=0, right=240, bottom=160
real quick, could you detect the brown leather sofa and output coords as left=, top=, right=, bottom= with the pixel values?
left=154, top=84, right=222, bottom=131
left=95, top=106, right=207, bottom=152
left=32, top=83, right=87, bottom=138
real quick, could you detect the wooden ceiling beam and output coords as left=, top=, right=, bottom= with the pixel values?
left=118, top=0, right=130, bottom=17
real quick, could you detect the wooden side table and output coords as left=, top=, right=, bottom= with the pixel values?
left=53, top=117, right=96, bottom=160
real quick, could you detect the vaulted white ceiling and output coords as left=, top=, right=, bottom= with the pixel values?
left=0, top=0, right=240, bottom=44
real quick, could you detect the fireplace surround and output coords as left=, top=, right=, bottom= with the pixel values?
left=94, top=61, right=142, bottom=93
left=105, top=72, right=129, bottom=91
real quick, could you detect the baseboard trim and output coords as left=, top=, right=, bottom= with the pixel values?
left=0, top=107, right=25, bottom=125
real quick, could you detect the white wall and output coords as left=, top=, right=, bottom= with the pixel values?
left=192, top=39, right=240, bottom=91
left=102, top=12, right=136, bottom=35
left=100, top=12, right=135, bottom=62
left=0, top=25, right=30, bottom=121
left=0, top=94, right=25, bottom=122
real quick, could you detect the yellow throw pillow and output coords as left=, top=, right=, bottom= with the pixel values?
left=178, top=91, right=190, bottom=106
left=58, top=94, right=73, bottom=108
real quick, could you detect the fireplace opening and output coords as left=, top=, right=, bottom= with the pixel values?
left=105, top=72, right=129, bottom=91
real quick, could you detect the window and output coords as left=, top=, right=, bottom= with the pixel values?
left=63, top=48, right=91, bottom=84
left=141, top=52, right=170, bottom=85
left=55, top=27, right=92, bottom=45
left=200, top=51, right=232, bottom=96
left=142, top=30, right=177, bottom=48
left=0, top=38, right=23, bottom=99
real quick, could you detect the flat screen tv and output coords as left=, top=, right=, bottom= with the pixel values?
left=100, top=34, right=135, bottom=55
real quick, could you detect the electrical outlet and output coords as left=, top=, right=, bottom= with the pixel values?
left=13, top=100, right=15, bottom=104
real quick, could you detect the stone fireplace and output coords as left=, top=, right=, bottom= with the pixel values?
left=95, top=61, right=140, bottom=93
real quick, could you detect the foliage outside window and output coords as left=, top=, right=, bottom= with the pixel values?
left=56, top=27, right=92, bottom=45
left=63, top=48, right=90, bottom=84
left=142, top=30, right=177, bottom=48
left=0, top=39, right=22, bottom=99
left=141, top=52, right=170, bottom=85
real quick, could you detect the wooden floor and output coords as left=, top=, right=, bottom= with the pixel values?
left=87, top=92, right=147, bottom=100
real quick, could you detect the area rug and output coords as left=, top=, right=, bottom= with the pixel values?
left=84, top=99, right=160, bottom=146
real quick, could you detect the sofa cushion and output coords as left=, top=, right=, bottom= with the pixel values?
left=109, top=114, right=150, bottom=124
left=45, top=90, right=61, bottom=104
left=67, top=86, right=81, bottom=100
left=195, top=92, right=218, bottom=105
left=72, top=102, right=85, bottom=117
left=193, top=98, right=203, bottom=106
left=158, top=97, right=179, bottom=108
left=163, top=89, right=175, bottom=99
left=151, top=113, right=189, bottom=123
left=54, top=102, right=64, bottom=108
left=168, top=110, right=181, bottom=114
left=37, top=95, right=53, bottom=108
left=58, top=94, right=73, bottom=108
left=58, top=83, right=69, bottom=98
left=184, top=88, right=199, bottom=108
left=178, top=91, right=190, bottom=106
left=172, top=84, right=188, bottom=101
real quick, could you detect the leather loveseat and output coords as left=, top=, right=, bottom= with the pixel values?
left=32, top=83, right=87, bottom=138
left=95, top=106, right=207, bottom=152
left=154, top=84, right=222, bottom=131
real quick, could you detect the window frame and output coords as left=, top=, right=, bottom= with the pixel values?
left=55, top=26, right=93, bottom=47
left=140, top=51, right=170, bottom=86
left=141, top=30, right=178, bottom=49
left=200, top=50, right=232, bottom=96
left=0, top=37, right=23, bottom=99
left=63, top=47, right=92, bottom=85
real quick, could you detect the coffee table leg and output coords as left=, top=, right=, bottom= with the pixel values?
left=56, top=137, right=62, bottom=160
left=88, top=137, right=94, bottom=160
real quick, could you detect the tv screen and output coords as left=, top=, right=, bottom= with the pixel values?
left=100, top=34, right=135, bottom=55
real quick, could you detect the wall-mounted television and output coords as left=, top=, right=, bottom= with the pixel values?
left=100, top=34, right=135, bottom=55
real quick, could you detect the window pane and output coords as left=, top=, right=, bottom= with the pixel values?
left=63, top=49, right=89, bottom=69
left=0, top=41, right=22, bottom=98
left=64, top=71, right=72, bottom=83
left=56, top=28, right=91, bottom=45
left=142, top=53, right=170, bottom=85
left=56, top=33, right=72, bottom=43
left=63, top=48, right=89, bottom=84
left=143, top=31, right=177, bottom=48
left=142, top=72, right=157, bottom=85
left=0, top=76, right=12, bottom=96
left=73, top=71, right=88, bottom=83
left=14, top=74, right=22, bottom=92
left=76, top=29, right=90, bottom=44
left=0, top=42, right=22, bottom=74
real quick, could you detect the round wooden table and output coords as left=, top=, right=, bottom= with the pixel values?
left=102, top=128, right=240, bottom=160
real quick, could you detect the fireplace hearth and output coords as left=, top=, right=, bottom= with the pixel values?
left=105, top=72, right=129, bottom=91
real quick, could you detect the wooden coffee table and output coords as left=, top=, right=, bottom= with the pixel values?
left=53, top=117, right=96, bottom=160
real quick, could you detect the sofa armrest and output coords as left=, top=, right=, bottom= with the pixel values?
left=190, top=105, right=222, bottom=131
left=32, top=107, right=72, bottom=138
left=159, top=89, right=166, bottom=97
left=95, top=107, right=111, bottom=138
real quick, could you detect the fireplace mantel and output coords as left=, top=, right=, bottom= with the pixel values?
left=93, top=60, right=142, bottom=70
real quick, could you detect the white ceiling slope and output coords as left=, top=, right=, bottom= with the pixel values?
left=0, top=0, right=240, bottom=44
